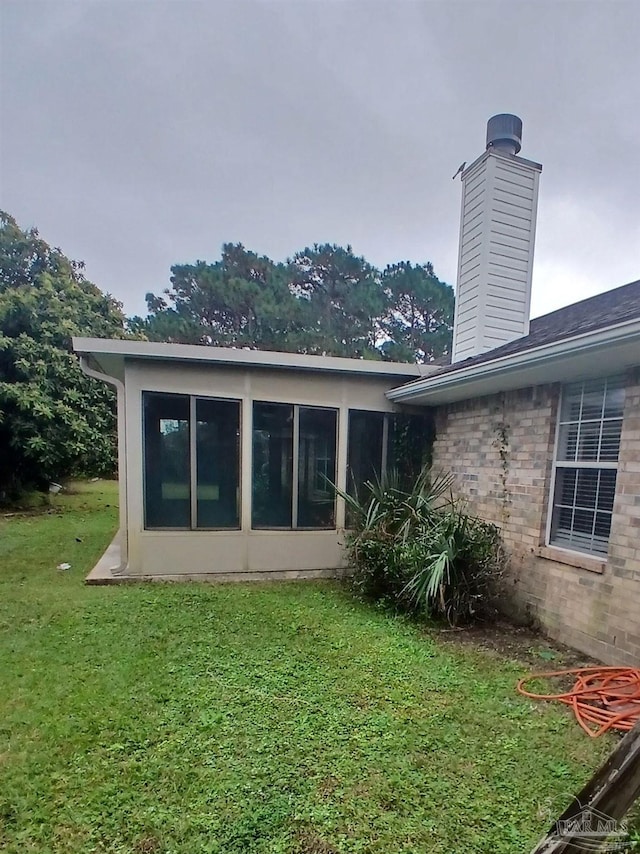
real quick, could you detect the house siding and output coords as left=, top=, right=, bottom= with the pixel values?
left=431, top=370, right=640, bottom=664
left=452, top=151, right=541, bottom=362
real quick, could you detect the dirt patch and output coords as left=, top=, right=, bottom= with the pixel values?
left=293, top=830, right=338, bottom=854
left=133, top=836, right=162, bottom=854
left=316, top=775, right=340, bottom=800
left=425, top=619, right=598, bottom=671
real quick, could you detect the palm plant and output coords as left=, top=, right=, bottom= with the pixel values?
left=336, top=467, right=505, bottom=625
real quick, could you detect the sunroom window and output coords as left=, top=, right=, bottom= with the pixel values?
left=346, top=410, right=433, bottom=501
left=252, top=402, right=337, bottom=529
left=549, top=377, right=624, bottom=557
left=143, top=393, right=241, bottom=529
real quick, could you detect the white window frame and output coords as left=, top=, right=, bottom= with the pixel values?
left=546, top=376, right=624, bottom=558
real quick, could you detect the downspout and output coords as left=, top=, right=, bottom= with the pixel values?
left=79, top=355, right=128, bottom=573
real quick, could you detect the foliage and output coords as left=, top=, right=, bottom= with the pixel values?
left=0, top=212, right=126, bottom=497
left=133, top=243, right=303, bottom=351
left=402, top=509, right=507, bottom=625
left=137, top=242, right=454, bottom=362
left=0, top=481, right=617, bottom=853
left=288, top=243, right=385, bottom=358
left=340, top=468, right=506, bottom=625
left=379, top=261, right=454, bottom=363
left=387, top=411, right=436, bottom=488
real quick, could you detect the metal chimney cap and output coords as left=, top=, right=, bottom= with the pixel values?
left=486, top=113, right=522, bottom=155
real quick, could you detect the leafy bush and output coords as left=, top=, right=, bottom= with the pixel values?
left=340, top=468, right=506, bottom=625
left=0, top=212, right=126, bottom=498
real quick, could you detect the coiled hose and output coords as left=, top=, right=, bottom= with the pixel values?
left=517, top=666, right=640, bottom=737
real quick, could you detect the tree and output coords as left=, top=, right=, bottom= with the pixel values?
left=136, top=243, right=303, bottom=351
left=0, top=212, right=126, bottom=497
left=380, top=261, right=454, bottom=363
left=288, top=244, right=385, bottom=358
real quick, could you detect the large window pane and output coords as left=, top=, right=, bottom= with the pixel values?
left=346, top=410, right=433, bottom=498
left=559, top=384, right=583, bottom=422
left=144, top=393, right=190, bottom=528
left=252, top=402, right=293, bottom=528
left=297, top=407, right=337, bottom=528
left=347, top=410, right=385, bottom=498
left=196, top=399, right=240, bottom=528
left=388, top=413, right=433, bottom=489
left=557, top=422, right=579, bottom=461
left=576, top=421, right=601, bottom=461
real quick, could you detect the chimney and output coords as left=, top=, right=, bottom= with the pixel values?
left=451, top=114, right=542, bottom=363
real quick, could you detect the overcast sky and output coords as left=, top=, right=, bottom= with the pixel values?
left=2, top=0, right=639, bottom=319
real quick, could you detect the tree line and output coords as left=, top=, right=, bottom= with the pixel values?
left=0, top=212, right=453, bottom=497
left=132, top=242, right=454, bottom=364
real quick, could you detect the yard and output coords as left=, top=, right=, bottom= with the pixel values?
left=0, top=482, right=620, bottom=853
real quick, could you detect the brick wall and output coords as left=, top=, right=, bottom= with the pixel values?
left=430, top=370, right=640, bottom=664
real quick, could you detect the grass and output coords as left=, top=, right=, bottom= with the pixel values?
left=0, top=481, right=620, bottom=853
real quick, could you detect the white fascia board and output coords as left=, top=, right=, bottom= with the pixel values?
left=386, top=318, right=640, bottom=405
left=72, top=337, right=435, bottom=380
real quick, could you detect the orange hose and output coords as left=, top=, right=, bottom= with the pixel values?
left=516, top=666, right=640, bottom=737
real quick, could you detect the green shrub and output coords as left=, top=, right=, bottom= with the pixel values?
left=339, top=468, right=506, bottom=625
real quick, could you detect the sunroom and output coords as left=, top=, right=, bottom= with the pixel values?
left=74, top=338, right=435, bottom=580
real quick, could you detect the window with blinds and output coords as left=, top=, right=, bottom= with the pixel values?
left=549, top=377, right=624, bottom=556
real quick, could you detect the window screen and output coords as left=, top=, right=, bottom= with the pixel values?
left=195, top=398, right=240, bottom=528
left=252, top=402, right=337, bottom=529
left=347, top=410, right=385, bottom=499
left=252, top=402, right=294, bottom=528
left=346, top=409, right=433, bottom=502
left=143, top=393, right=241, bottom=530
left=297, top=407, right=337, bottom=528
left=144, top=393, right=191, bottom=528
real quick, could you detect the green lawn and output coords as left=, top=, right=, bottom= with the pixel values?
left=0, top=482, right=617, bottom=853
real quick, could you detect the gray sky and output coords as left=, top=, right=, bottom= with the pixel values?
left=2, top=0, right=639, bottom=319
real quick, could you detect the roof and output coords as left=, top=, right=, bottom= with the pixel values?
left=388, top=279, right=640, bottom=405
left=72, top=337, right=435, bottom=384
left=437, top=278, right=640, bottom=377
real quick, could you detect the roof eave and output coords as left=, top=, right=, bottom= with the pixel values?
left=72, top=337, right=436, bottom=381
left=387, top=318, right=640, bottom=405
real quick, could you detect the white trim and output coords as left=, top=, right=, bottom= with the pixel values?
left=387, top=316, right=640, bottom=404
left=73, top=337, right=429, bottom=380
left=554, top=461, right=618, bottom=470
left=545, top=391, right=562, bottom=550
left=545, top=377, right=622, bottom=558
